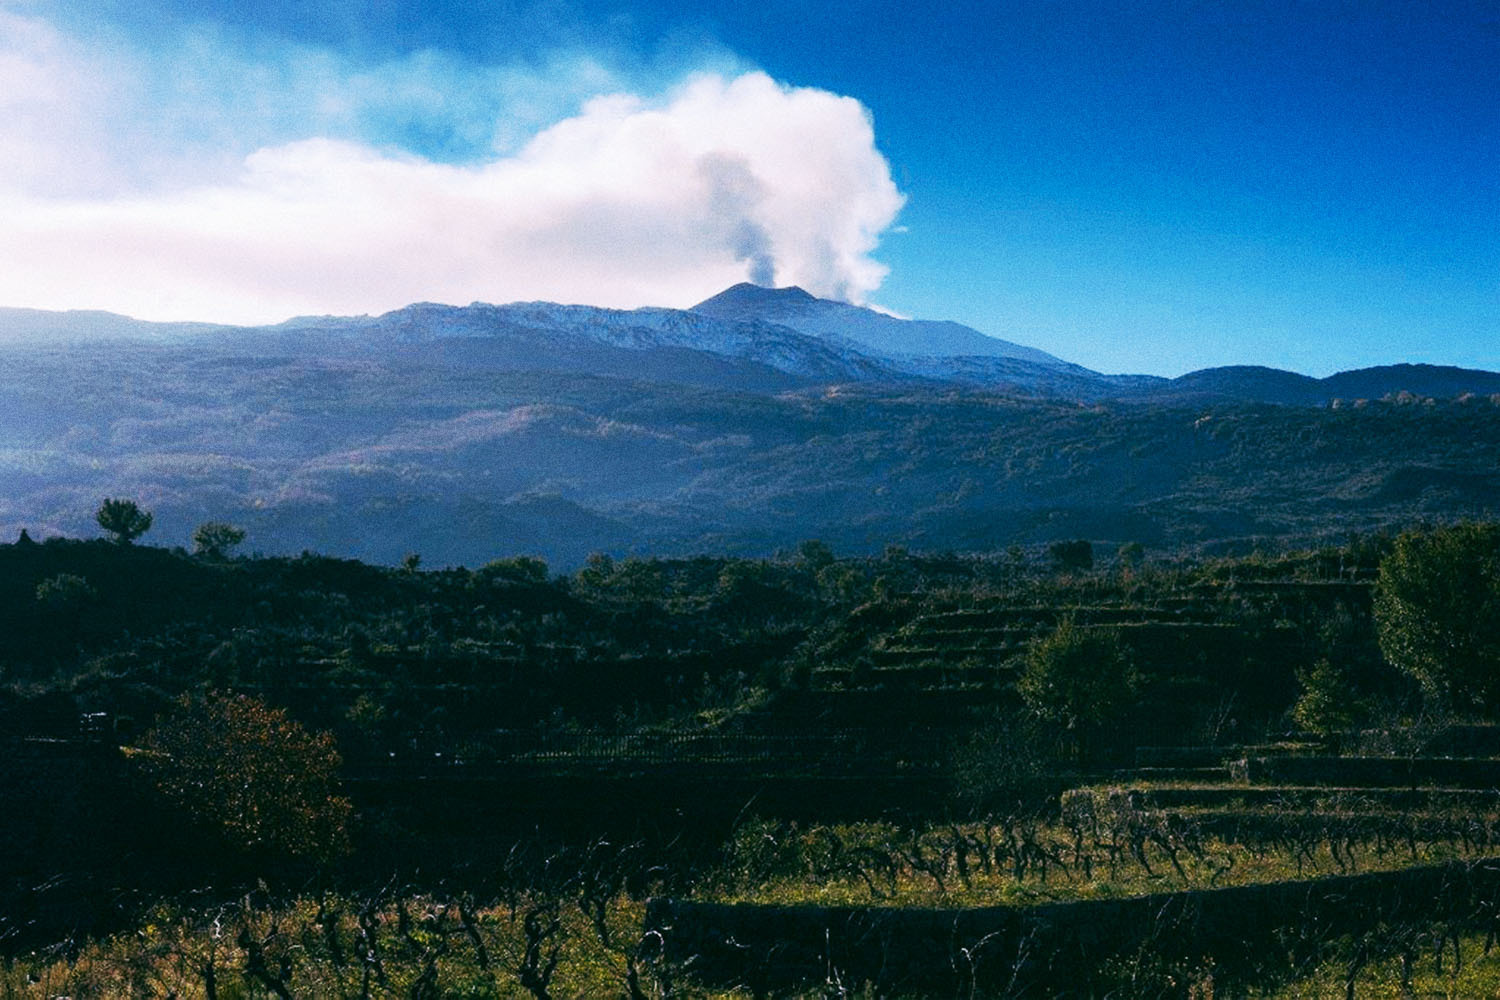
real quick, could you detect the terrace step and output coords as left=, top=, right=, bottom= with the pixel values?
left=879, top=633, right=1020, bottom=644
left=811, top=663, right=1017, bottom=691
left=1135, top=746, right=1244, bottom=769
left=1119, top=766, right=1232, bottom=783
left=1064, top=784, right=1500, bottom=813
left=1180, top=809, right=1500, bottom=841
left=1233, top=755, right=1500, bottom=788
left=1425, top=725, right=1500, bottom=757
left=870, top=646, right=1022, bottom=665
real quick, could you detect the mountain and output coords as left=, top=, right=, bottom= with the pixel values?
left=1140, top=366, right=1326, bottom=406
left=2, top=285, right=1498, bottom=567
left=1127, top=364, right=1500, bottom=407
left=0, top=307, right=224, bottom=343
left=361, top=300, right=897, bottom=382
left=243, top=300, right=896, bottom=390
left=8, top=289, right=1497, bottom=407
left=1320, top=364, right=1500, bottom=403
left=691, top=283, right=1069, bottom=366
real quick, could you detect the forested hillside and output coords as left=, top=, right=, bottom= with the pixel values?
left=3, top=337, right=1498, bottom=566
left=0, top=532, right=1393, bottom=747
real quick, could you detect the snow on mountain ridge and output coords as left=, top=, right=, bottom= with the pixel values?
left=352, top=299, right=895, bottom=382
left=690, top=283, right=1068, bottom=367
left=9, top=293, right=1500, bottom=405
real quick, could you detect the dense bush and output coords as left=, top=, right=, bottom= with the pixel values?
left=1375, top=522, right=1500, bottom=712
left=136, top=692, right=352, bottom=863
left=1018, top=619, right=1138, bottom=763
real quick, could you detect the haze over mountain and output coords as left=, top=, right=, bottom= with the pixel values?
left=2, top=284, right=1497, bottom=567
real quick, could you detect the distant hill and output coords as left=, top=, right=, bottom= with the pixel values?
left=0, top=307, right=225, bottom=343
left=1, top=338, right=1497, bottom=567
left=1319, top=364, right=1500, bottom=403
left=2, top=287, right=1497, bottom=565
left=1144, top=366, right=1325, bottom=405
left=1132, top=363, right=1500, bottom=407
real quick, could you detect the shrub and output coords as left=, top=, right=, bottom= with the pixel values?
left=1018, top=619, right=1137, bottom=764
left=1374, top=522, right=1500, bottom=713
left=136, top=692, right=351, bottom=863
left=191, top=521, right=246, bottom=559
left=1048, top=539, right=1094, bottom=573
left=35, top=572, right=96, bottom=608
left=95, top=497, right=153, bottom=544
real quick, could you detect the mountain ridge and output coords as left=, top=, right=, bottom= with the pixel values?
left=3, top=290, right=1499, bottom=406
left=691, top=282, right=1071, bottom=368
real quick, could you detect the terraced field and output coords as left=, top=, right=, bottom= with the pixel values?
left=645, top=727, right=1500, bottom=995
left=808, top=577, right=1345, bottom=695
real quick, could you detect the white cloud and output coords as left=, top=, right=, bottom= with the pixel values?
left=0, top=12, right=905, bottom=323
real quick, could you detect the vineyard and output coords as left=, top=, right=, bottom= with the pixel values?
left=2, top=526, right=1499, bottom=995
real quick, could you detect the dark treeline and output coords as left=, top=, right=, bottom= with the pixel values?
left=1, top=532, right=1403, bottom=750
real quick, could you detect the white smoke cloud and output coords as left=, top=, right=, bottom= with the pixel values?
left=0, top=10, right=905, bottom=323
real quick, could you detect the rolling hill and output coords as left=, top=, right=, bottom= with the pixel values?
left=1, top=286, right=1497, bottom=565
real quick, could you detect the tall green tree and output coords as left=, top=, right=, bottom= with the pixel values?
left=1048, top=539, right=1094, bottom=573
left=1018, top=618, right=1137, bottom=763
left=1374, top=522, right=1500, bottom=713
left=192, top=521, right=246, bottom=559
left=96, top=497, right=152, bottom=544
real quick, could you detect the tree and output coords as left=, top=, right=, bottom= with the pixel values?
left=576, top=552, right=616, bottom=591
left=796, top=538, right=835, bottom=570
left=1018, top=618, right=1137, bottom=763
left=136, top=692, right=351, bottom=862
left=1048, top=539, right=1094, bottom=573
left=35, top=572, right=96, bottom=607
left=96, top=497, right=152, bottom=544
left=478, top=555, right=549, bottom=583
left=1292, top=658, right=1357, bottom=737
left=192, top=521, right=246, bottom=559
left=1374, top=522, right=1500, bottom=713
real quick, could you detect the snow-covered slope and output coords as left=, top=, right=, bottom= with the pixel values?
left=21, top=285, right=1494, bottom=406
left=690, top=283, right=1069, bottom=366
left=0, top=291, right=1138, bottom=397
left=337, top=300, right=900, bottom=382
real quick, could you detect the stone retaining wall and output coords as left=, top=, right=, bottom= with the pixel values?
left=1236, top=754, right=1500, bottom=787
left=647, top=858, right=1500, bottom=994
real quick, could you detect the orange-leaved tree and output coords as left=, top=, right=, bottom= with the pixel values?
left=138, top=692, right=351, bottom=863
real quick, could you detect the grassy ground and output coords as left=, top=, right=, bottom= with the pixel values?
left=1257, top=931, right=1500, bottom=998
left=0, top=894, right=682, bottom=999
left=9, top=897, right=1500, bottom=998
left=700, top=817, right=1485, bottom=909
left=6, top=814, right=1499, bottom=998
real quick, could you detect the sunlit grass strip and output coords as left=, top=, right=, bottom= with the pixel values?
left=698, top=817, right=1494, bottom=908
left=1250, top=930, right=1500, bottom=998
left=656, top=859, right=1500, bottom=998
left=0, top=894, right=713, bottom=1000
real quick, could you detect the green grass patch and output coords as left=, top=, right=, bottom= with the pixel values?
left=697, top=817, right=1493, bottom=909
left=1256, top=930, right=1500, bottom=998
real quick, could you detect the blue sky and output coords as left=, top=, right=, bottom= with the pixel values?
left=3, top=0, right=1496, bottom=376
